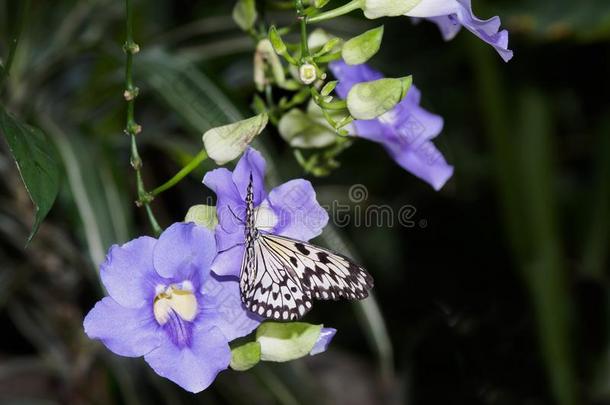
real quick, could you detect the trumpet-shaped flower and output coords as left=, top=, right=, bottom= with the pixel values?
left=203, top=147, right=329, bottom=278
left=84, top=223, right=259, bottom=393
left=409, top=0, right=513, bottom=62
left=330, top=61, right=453, bottom=190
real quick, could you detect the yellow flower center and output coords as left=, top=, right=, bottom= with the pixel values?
left=153, top=282, right=198, bottom=325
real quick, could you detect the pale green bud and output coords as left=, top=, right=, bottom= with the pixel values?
left=342, top=25, right=384, bottom=65
left=232, top=0, right=257, bottom=31
left=184, top=205, right=218, bottom=229
left=230, top=342, right=261, bottom=371
left=347, top=76, right=412, bottom=120
left=256, top=322, right=323, bottom=362
left=203, top=114, right=268, bottom=165
left=299, top=63, right=318, bottom=85
left=363, top=0, right=421, bottom=19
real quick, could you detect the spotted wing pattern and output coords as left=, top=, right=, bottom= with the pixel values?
left=240, top=233, right=374, bottom=321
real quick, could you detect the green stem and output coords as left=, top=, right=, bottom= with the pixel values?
left=295, top=0, right=310, bottom=59
left=0, top=0, right=30, bottom=89
left=307, top=0, right=363, bottom=23
left=124, top=0, right=162, bottom=237
left=150, top=149, right=208, bottom=197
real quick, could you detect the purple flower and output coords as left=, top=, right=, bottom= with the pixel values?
left=83, top=223, right=259, bottom=393
left=409, top=0, right=513, bottom=62
left=203, top=147, right=329, bottom=278
left=329, top=61, right=454, bottom=191
left=310, top=328, right=337, bottom=355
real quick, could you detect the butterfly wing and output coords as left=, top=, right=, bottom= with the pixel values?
left=240, top=233, right=374, bottom=321
left=240, top=234, right=312, bottom=321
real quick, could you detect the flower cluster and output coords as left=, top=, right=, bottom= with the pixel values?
left=85, top=0, right=513, bottom=394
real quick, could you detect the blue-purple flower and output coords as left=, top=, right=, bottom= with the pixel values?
left=408, top=0, right=513, bottom=62
left=83, top=223, right=259, bottom=392
left=329, top=61, right=454, bottom=191
left=203, top=147, right=329, bottom=278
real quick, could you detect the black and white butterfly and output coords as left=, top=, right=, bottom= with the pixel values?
left=239, top=174, right=374, bottom=321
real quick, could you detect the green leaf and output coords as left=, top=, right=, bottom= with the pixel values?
left=0, top=106, right=60, bottom=243
left=342, top=25, right=384, bottom=65
left=347, top=76, right=412, bottom=120
left=203, top=113, right=268, bottom=165
left=232, top=0, right=257, bottom=31
left=184, top=205, right=219, bottom=229
left=256, top=322, right=322, bottom=362
left=230, top=341, right=262, bottom=371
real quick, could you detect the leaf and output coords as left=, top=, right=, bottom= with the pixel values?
left=256, top=322, right=322, bottom=362
left=342, top=25, right=384, bottom=65
left=230, top=341, right=261, bottom=371
left=0, top=105, right=60, bottom=243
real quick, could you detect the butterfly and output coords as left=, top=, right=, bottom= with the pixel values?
left=239, top=173, right=374, bottom=321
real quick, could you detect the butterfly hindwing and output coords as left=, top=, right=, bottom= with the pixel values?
left=240, top=233, right=373, bottom=321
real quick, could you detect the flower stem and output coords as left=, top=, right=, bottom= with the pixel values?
left=149, top=149, right=208, bottom=197
left=307, top=0, right=364, bottom=23
left=295, top=0, right=310, bottom=59
left=124, top=0, right=162, bottom=237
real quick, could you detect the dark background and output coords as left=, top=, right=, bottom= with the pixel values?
left=0, top=0, right=609, bottom=404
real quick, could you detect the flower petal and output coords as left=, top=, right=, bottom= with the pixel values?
left=233, top=147, right=267, bottom=205
left=268, top=179, right=329, bottom=241
left=386, top=139, right=454, bottom=191
left=144, top=325, right=231, bottom=393
left=310, top=327, right=337, bottom=355
left=409, top=0, right=513, bottom=62
left=211, top=244, right=245, bottom=278
left=153, top=223, right=216, bottom=284
left=84, top=297, right=161, bottom=357
left=203, top=168, right=244, bottom=235
left=201, top=277, right=260, bottom=341
left=100, top=236, right=159, bottom=308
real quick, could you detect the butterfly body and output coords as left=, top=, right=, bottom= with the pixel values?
left=239, top=174, right=374, bottom=321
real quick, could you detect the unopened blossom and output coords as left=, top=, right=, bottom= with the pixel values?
left=330, top=61, right=453, bottom=191
left=84, top=223, right=259, bottom=392
left=203, top=147, right=329, bottom=278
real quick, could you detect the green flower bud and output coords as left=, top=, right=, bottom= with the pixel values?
left=342, top=25, right=384, bottom=65
left=278, top=101, right=341, bottom=149
left=346, top=76, right=412, bottom=120
left=232, top=0, right=257, bottom=31
left=256, top=322, right=323, bottom=362
left=184, top=205, right=218, bottom=229
left=299, top=63, right=318, bottom=85
left=230, top=341, right=261, bottom=371
left=363, top=0, right=421, bottom=19
left=203, top=113, right=268, bottom=165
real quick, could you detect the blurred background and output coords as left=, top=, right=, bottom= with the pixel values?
left=0, top=0, right=609, bottom=404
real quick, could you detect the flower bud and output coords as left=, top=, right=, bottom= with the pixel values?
left=203, top=113, right=268, bottom=165
left=299, top=63, right=317, bottom=85
left=362, top=0, right=421, bottom=18
left=342, top=25, right=384, bottom=65
left=346, top=75, right=412, bottom=120
left=184, top=205, right=218, bottom=230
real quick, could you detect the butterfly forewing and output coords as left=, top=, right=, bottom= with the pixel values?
left=240, top=232, right=374, bottom=321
